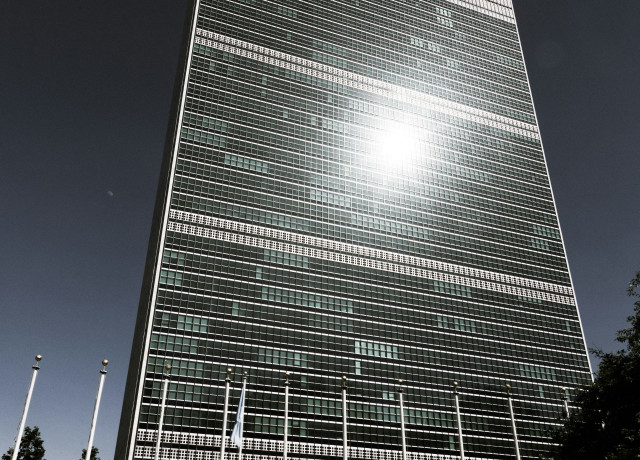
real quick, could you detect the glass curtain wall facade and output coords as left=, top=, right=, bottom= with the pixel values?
left=116, top=1, right=592, bottom=459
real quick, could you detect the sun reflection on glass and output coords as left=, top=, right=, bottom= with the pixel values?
left=372, top=121, right=419, bottom=171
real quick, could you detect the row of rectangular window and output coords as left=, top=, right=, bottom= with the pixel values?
left=182, top=97, right=550, bottom=205
left=156, top=270, right=582, bottom=345
left=174, top=168, right=560, bottom=257
left=188, top=79, right=548, bottom=180
left=152, top=273, right=588, bottom=371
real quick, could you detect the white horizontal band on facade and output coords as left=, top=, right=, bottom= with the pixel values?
left=167, top=220, right=573, bottom=306
left=217, top=1, right=524, bottom=98
left=193, top=31, right=535, bottom=137
left=445, top=0, right=516, bottom=24
left=167, top=217, right=575, bottom=306
left=135, top=431, right=493, bottom=460
left=194, top=30, right=538, bottom=139
left=170, top=210, right=574, bottom=297
left=194, top=35, right=536, bottom=142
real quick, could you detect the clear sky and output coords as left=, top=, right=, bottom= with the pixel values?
left=1, top=1, right=639, bottom=459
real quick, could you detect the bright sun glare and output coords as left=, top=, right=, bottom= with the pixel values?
left=372, top=122, right=419, bottom=170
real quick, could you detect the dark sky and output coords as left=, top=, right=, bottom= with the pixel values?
left=1, top=2, right=638, bottom=458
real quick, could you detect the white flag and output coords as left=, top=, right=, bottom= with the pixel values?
left=230, top=380, right=246, bottom=449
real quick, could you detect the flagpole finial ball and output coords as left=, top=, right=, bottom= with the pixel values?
left=561, top=387, right=567, bottom=392
left=342, top=375, right=347, bottom=381
left=102, top=359, right=109, bottom=367
left=165, top=364, right=172, bottom=371
left=505, top=384, right=511, bottom=390
left=243, top=371, right=248, bottom=376
left=35, top=355, right=43, bottom=362
left=227, top=368, right=233, bottom=374
left=285, top=371, right=290, bottom=378
left=453, top=381, right=458, bottom=388
left=398, top=379, right=403, bottom=384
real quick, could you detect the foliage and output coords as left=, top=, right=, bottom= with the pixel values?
left=79, top=447, right=100, bottom=460
left=552, top=271, right=640, bottom=459
left=2, top=426, right=46, bottom=460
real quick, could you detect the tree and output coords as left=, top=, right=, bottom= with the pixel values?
left=2, top=426, right=46, bottom=460
left=79, top=447, right=100, bottom=460
left=552, top=271, right=640, bottom=459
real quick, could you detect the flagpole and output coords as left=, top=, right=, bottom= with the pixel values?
left=283, top=372, right=290, bottom=460
left=220, top=368, right=233, bottom=460
left=452, top=381, right=465, bottom=460
left=85, top=360, right=109, bottom=460
left=397, top=379, right=407, bottom=460
left=12, top=355, right=42, bottom=460
left=154, top=364, right=171, bottom=460
left=342, top=376, right=348, bottom=460
left=505, top=384, right=521, bottom=460
left=561, top=387, right=570, bottom=418
left=238, top=372, right=248, bottom=460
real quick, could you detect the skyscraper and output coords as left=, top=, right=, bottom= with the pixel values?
left=116, top=1, right=593, bottom=459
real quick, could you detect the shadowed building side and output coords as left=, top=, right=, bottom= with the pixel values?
left=114, top=2, right=197, bottom=458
